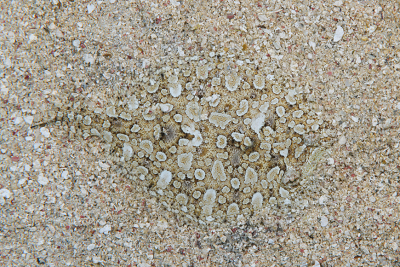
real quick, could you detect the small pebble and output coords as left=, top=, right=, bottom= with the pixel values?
left=24, top=116, right=34, bottom=124
left=333, top=25, right=344, bottom=42
left=37, top=174, right=49, bottom=185
left=40, top=127, right=50, bottom=138
left=99, top=224, right=111, bottom=234
left=92, top=256, right=101, bottom=263
left=87, top=4, right=95, bottom=14
left=61, top=170, right=69, bottom=179
left=0, top=188, right=12, bottom=199
left=338, top=136, right=346, bottom=145
left=319, top=195, right=328, bottom=205
left=14, top=117, right=23, bottom=125
left=320, top=216, right=328, bottom=227
left=72, top=40, right=80, bottom=48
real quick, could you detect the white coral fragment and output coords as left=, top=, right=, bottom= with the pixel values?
left=106, top=106, right=118, bottom=118
left=251, top=113, right=265, bottom=138
left=143, top=108, right=156, bottom=121
left=272, top=85, right=281, bottom=94
left=194, top=169, right=205, bottom=180
left=179, top=139, right=190, bottom=146
left=244, top=167, right=258, bottom=185
left=103, top=131, right=113, bottom=143
left=222, top=186, right=230, bottom=193
left=260, top=142, right=271, bottom=151
left=139, top=140, right=153, bottom=154
left=196, top=65, right=208, bottom=80
left=117, top=134, right=129, bottom=142
left=209, top=112, right=232, bottom=129
left=251, top=193, right=263, bottom=210
left=83, top=116, right=91, bottom=125
left=169, top=83, right=182, bottom=97
left=211, top=77, right=220, bottom=87
left=103, top=120, right=111, bottom=128
left=156, top=152, right=167, bottom=162
left=193, top=191, right=201, bottom=199
left=282, top=166, right=299, bottom=184
left=203, top=189, right=216, bottom=205
left=127, top=96, right=139, bottom=111
left=227, top=203, right=239, bottom=216
left=159, top=103, right=173, bottom=113
left=186, top=101, right=201, bottom=122
left=236, top=100, right=249, bottom=116
left=208, top=94, right=221, bottom=107
left=243, top=82, right=250, bottom=89
left=218, top=196, right=226, bottom=204
left=259, top=102, right=270, bottom=113
left=279, top=187, right=290, bottom=198
left=312, top=124, right=319, bottom=131
left=173, top=114, right=182, bottom=122
left=190, top=130, right=203, bottom=147
left=154, top=124, right=161, bottom=140
left=174, top=181, right=181, bottom=189
left=285, top=94, right=296, bottom=105
left=248, top=152, right=260, bottom=162
left=157, top=170, right=172, bottom=189
left=131, top=124, right=140, bottom=132
left=333, top=25, right=344, bottom=42
left=146, top=82, right=160, bottom=93
left=264, top=126, right=274, bottom=137
left=176, top=193, right=188, bottom=205
left=225, top=75, right=241, bottom=92
left=177, top=153, right=193, bottom=171
left=119, top=112, right=132, bottom=121
left=232, top=132, right=244, bottom=142
left=294, top=124, right=306, bottom=135
left=267, top=166, right=280, bottom=182
left=276, top=106, right=285, bottom=117
left=231, top=178, right=240, bottom=189
left=90, top=128, right=100, bottom=136
left=295, top=145, right=306, bottom=158
left=181, top=125, right=201, bottom=146
left=136, top=166, right=148, bottom=181
left=244, top=137, right=252, bottom=147
left=168, top=75, right=178, bottom=84
left=212, top=160, right=227, bottom=181
left=253, top=75, right=265, bottom=90
left=202, top=205, right=213, bottom=216
left=216, top=135, right=227, bottom=149
left=122, top=143, right=133, bottom=160
left=280, top=149, right=288, bottom=157
left=261, top=180, right=268, bottom=189
left=292, top=110, right=304, bottom=118
left=269, top=197, right=277, bottom=204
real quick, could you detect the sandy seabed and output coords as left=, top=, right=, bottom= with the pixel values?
left=0, top=0, right=399, bottom=266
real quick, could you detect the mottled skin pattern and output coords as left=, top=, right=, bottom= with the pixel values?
left=47, top=54, right=334, bottom=226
